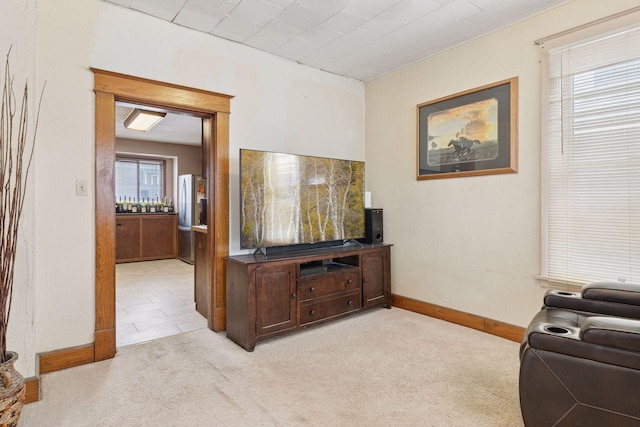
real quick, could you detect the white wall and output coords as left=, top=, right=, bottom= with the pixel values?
left=364, top=0, right=640, bottom=328
left=33, top=0, right=364, bottom=360
left=1, top=0, right=38, bottom=377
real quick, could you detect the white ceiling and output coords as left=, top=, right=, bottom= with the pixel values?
left=110, top=0, right=567, bottom=144
left=102, top=0, right=566, bottom=82
left=116, top=102, right=203, bottom=145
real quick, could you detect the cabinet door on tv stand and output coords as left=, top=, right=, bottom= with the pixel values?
left=362, top=248, right=391, bottom=308
left=255, top=264, right=297, bottom=337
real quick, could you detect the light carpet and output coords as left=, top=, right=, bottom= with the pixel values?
left=21, top=308, right=524, bottom=426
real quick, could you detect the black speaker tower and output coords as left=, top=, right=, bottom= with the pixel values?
left=359, top=208, right=383, bottom=244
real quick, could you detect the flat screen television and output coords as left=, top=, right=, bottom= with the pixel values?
left=240, top=149, right=365, bottom=252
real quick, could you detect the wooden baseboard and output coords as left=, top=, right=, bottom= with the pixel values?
left=26, top=295, right=523, bottom=404
left=94, top=328, right=115, bottom=362
left=22, top=343, right=96, bottom=405
left=38, top=343, right=95, bottom=375
left=391, top=294, right=525, bottom=343
left=24, top=377, right=39, bottom=404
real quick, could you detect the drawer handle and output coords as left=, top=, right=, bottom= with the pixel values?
left=116, top=223, right=122, bottom=226
left=310, top=310, right=316, bottom=316
left=363, top=278, right=368, bottom=283
left=347, top=279, right=352, bottom=284
left=291, top=293, right=296, bottom=299
left=347, top=300, right=353, bottom=306
left=310, top=287, right=315, bottom=292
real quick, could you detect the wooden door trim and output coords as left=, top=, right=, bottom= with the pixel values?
left=93, top=69, right=231, bottom=360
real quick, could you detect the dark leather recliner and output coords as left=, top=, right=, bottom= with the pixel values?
left=519, top=282, right=640, bottom=426
left=543, top=281, right=640, bottom=319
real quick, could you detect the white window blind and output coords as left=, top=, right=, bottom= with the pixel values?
left=544, top=25, right=640, bottom=284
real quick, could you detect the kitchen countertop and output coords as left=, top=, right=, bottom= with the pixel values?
left=116, top=212, right=177, bottom=216
left=192, top=225, right=208, bottom=233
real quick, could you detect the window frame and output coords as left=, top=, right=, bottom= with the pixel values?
left=115, top=156, right=166, bottom=202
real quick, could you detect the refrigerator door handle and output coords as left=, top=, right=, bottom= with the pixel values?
left=179, top=178, right=188, bottom=225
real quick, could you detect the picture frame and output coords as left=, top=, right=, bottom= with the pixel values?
left=416, top=77, right=518, bottom=180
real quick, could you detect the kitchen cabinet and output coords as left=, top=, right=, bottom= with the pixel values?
left=115, top=214, right=178, bottom=263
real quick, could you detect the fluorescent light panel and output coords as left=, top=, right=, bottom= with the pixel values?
left=124, top=108, right=166, bottom=132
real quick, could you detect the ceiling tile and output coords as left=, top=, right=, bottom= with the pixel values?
left=427, top=0, right=482, bottom=24
left=231, top=0, right=283, bottom=26
left=103, top=0, right=132, bottom=7
left=173, top=0, right=236, bottom=32
left=343, top=0, right=401, bottom=20
left=318, top=11, right=367, bottom=34
left=296, top=0, right=354, bottom=18
left=264, top=0, right=296, bottom=7
left=327, top=44, right=392, bottom=74
left=301, top=28, right=378, bottom=68
left=503, top=0, right=563, bottom=16
left=467, top=0, right=502, bottom=10
left=130, top=0, right=185, bottom=20
left=359, top=0, right=441, bottom=36
left=384, top=14, right=444, bottom=53
left=100, top=0, right=569, bottom=82
left=277, top=2, right=327, bottom=31
left=275, top=27, right=342, bottom=60
left=465, top=4, right=520, bottom=34
left=245, top=18, right=305, bottom=51
left=212, top=15, right=263, bottom=41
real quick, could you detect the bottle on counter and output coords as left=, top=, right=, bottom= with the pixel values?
left=168, top=198, right=174, bottom=213
left=163, top=196, right=169, bottom=213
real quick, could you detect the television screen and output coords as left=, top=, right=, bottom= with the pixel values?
left=240, top=149, right=365, bottom=250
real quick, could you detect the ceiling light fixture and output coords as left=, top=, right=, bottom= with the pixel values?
left=123, top=108, right=166, bottom=132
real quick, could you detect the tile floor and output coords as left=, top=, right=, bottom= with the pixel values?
left=116, top=258, right=207, bottom=347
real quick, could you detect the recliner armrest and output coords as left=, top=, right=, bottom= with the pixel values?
left=582, top=281, right=640, bottom=305
left=543, top=282, right=640, bottom=319
left=581, top=316, right=640, bottom=353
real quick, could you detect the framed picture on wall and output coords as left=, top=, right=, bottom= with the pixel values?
left=416, top=77, right=518, bottom=180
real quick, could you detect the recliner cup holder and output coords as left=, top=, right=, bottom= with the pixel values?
left=556, top=291, right=575, bottom=296
left=545, top=325, right=571, bottom=334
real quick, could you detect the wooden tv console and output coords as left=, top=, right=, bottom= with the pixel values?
left=225, top=244, right=392, bottom=351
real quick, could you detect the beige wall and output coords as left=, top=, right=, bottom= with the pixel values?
left=364, top=0, right=640, bottom=328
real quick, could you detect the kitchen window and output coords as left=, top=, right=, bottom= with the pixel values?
left=115, top=157, right=165, bottom=202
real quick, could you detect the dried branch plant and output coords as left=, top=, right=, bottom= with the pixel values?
left=0, top=48, right=43, bottom=363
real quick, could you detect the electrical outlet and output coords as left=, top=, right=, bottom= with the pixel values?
left=76, top=179, right=88, bottom=196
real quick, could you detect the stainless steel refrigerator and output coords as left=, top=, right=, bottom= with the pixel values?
left=178, top=174, right=206, bottom=264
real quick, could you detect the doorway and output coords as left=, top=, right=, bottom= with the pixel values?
left=114, top=102, right=206, bottom=347
left=93, top=69, right=232, bottom=361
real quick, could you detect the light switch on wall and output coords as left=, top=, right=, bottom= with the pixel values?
left=76, top=179, right=88, bottom=196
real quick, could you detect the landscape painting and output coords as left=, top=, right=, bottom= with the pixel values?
left=240, top=150, right=365, bottom=249
left=426, top=98, right=499, bottom=166
left=417, top=77, right=518, bottom=180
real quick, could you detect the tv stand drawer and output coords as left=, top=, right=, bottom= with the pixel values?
left=299, top=271, right=360, bottom=301
left=299, top=291, right=361, bottom=325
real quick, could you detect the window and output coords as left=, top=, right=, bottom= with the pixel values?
left=543, top=25, right=640, bottom=285
left=115, top=158, right=165, bottom=202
